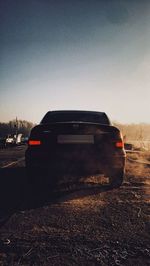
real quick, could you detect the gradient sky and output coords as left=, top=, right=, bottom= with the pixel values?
left=0, top=0, right=150, bottom=124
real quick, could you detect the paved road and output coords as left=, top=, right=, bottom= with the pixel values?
left=0, top=145, right=26, bottom=168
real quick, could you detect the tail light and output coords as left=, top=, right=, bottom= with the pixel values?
left=114, top=130, right=124, bottom=148
left=115, top=141, right=124, bottom=148
left=28, top=140, right=41, bottom=146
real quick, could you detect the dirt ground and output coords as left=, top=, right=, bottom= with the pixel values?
left=0, top=149, right=150, bottom=265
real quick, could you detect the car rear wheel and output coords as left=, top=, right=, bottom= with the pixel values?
left=26, top=166, right=58, bottom=190
left=109, top=171, right=124, bottom=188
left=26, top=166, right=40, bottom=187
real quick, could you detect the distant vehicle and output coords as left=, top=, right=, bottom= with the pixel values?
left=124, top=143, right=133, bottom=151
left=5, top=133, right=25, bottom=146
left=16, top=133, right=23, bottom=145
left=6, top=135, right=15, bottom=146
left=21, top=137, right=29, bottom=145
left=25, top=110, right=126, bottom=188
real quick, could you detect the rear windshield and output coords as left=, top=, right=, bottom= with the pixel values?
left=41, top=111, right=111, bottom=125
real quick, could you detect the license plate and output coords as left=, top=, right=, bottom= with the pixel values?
left=57, top=135, right=94, bottom=144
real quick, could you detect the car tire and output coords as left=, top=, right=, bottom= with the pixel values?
left=26, top=166, right=57, bottom=191
left=26, top=164, right=38, bottom=181
left=109, top=171, right=124, bottom=188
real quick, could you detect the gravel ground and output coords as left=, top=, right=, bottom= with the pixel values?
left=0, top=148, right=150, bottom=265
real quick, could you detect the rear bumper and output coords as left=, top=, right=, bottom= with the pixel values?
left=25, top=148, right=126, bottom=175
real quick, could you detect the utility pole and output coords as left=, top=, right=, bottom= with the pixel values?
left=14, top=117, right=18, bottom=142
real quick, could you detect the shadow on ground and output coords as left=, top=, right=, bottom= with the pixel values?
left=0, top=167, right=111, bottom=226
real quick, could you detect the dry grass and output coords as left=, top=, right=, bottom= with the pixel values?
left=126, top=151, right=150, bottom=177
left=0, top=151, right=150, bottom=265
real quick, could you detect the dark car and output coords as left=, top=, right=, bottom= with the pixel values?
left=25, top=110, right=126, bottom=188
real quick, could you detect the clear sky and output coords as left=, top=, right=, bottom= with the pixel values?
left=0, top=0, right=150, bottom=124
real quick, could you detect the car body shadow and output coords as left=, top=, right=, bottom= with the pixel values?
left=0, top=167, right=112, bottom=226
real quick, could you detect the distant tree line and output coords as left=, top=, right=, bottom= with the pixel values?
left=0, top=119, right=35, bottom=138
left=114, top=122, right=150, bottom=141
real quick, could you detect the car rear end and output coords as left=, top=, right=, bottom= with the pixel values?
left=25, top=111, right=126, bottom=187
